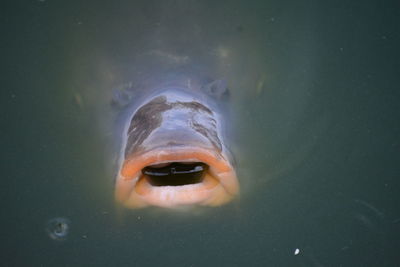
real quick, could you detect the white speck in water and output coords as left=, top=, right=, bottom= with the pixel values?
left=294, top=248, right=300, bottom=255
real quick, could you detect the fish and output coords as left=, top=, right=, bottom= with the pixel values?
left=112, top=67, right=239, bottom=209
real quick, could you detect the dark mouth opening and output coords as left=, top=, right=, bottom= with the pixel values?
left=142, top=162, right=209, bottom=186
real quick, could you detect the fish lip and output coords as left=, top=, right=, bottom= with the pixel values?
left=115, top=146, right=239, bottom=209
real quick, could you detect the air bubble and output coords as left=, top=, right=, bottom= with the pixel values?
left=46, top=217, right=70, bottom=241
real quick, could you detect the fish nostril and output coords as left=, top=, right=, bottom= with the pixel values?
left=142, top=162, right=209, bottom=186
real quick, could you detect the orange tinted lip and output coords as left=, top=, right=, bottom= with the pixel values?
left=115, top=147, right=239, bottom=209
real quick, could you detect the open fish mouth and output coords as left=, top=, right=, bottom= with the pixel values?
left=142, top=162, right=208, bottom=186
left=115, top=146, right=239, bottom=209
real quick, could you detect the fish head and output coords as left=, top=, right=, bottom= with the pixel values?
left=114, top=87, right=239, bottom=209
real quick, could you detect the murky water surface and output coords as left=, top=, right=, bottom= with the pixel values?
left=2, top=1, right=399, bottom=266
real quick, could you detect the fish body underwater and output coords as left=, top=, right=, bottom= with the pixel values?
left=113, top=71, right=239, bottom=209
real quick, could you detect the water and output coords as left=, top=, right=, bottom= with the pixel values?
left=2, top=1, right=399, bottom=266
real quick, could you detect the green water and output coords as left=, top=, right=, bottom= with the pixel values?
left=2, top=1, right=399, bottom=266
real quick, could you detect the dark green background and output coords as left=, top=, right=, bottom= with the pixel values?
left=2, top=1, right=399, bottom=266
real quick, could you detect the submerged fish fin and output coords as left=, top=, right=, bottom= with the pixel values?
left=201, top=79, right=230, bottom=100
